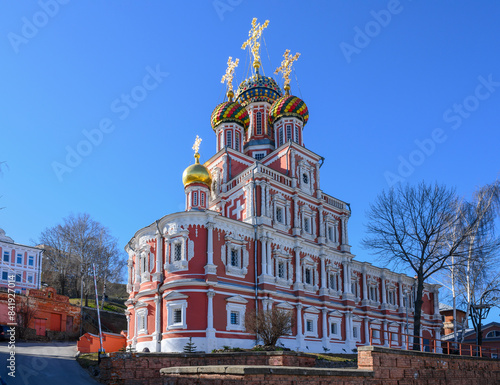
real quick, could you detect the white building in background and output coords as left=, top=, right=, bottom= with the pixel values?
left=0, top=228, right=42, bottom=293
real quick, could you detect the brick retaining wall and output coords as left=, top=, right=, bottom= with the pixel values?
left=99, top=351, right=316, bottom=385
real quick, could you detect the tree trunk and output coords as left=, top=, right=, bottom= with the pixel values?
left=413, top=275, right=424, bottom=350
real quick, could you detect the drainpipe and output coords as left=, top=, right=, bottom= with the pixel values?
left=319, top=157, right=325, bottom=168
left=155, top=220, right=163, bottom=352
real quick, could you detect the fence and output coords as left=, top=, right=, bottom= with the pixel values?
left=368, top=328, right=499, bottom=359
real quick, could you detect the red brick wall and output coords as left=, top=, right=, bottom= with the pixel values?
left=99, top=351, right=315, bottom=385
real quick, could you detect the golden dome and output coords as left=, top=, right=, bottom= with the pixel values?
left=182, top=153, right=212, bottom=189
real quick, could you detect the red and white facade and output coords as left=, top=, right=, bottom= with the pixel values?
left=0, top=228, right=42, bottom=293
left=125, top=58, right=441, bottom=354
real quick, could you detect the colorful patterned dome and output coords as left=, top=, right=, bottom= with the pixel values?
left=211, top=101, right=250, bottom=131
left=235, top=73, right=282, bottom=107
left=268, top=95, right=309, bottom=126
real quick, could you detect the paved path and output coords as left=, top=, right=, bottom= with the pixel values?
left=0, top=341, right=100, bottom=385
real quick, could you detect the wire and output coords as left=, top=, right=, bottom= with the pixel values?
left=293, top=67, right=303, bottom=99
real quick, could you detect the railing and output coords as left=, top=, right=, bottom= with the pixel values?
left=321, top=193, right=347, bottom=210
left=368, top=328, right=499, bottom=359
left=255, top=164, right=292, bottom=187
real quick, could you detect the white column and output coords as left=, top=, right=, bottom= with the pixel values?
left=381, top=275, right=387, bottom=305
left=362, top=267, right=368, bottom=304
left=260, top=182, right=266, bottom=217
left=322, top=308, right=328, bottom=346
left=383, top=321, right=389, bottom=347
left=294, top=246, right=302, bottom=289
left=364, top=318, right=370, bottom=345
left=398, top=280, right=404, bottom=310
left=320, top=256, right=327, bottom=290
left=293, top=196, right=299, bottom=229
left=261, top=236, right=267, bottom=275
left=296, top=304, right=303, bottom=349
left=343, top=260, right=351, bottom=294
left=154, top=294, right=161, bottom=352
left=205, top=222, right=216, bottom=274
left=207, top=290, right=215, bottom=331
left=318, top=206, right=324, bottom=238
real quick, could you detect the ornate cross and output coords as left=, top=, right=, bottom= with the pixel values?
left=221, top=57, right=239, bottom=97
left=275, top=49, right=301, bottom=93
left=241, top=18, right=270, bottom=70
left=192, top=135, right=202, bottom=155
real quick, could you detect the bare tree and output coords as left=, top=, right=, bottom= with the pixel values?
left=38, top=213, right=125, bottom=305
left=362, top=182, right=482, bottom=350
left=16, top=296, right=38, bottom=339
left=454, top=181, right=500, bottom=345
left=245, top=307, right=293, bottom=347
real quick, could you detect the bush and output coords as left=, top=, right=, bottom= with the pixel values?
left=245, top=308, right=293, bottom=347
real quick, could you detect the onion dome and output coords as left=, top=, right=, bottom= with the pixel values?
left=269, top=94, right=309, bottom=126
left=210, top=94, right=250, bottom=131
left=182, top=153, right=212, bottom=189
left=235, top=73, right=282, bottom=107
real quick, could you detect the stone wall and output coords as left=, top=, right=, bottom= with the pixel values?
left=100, top=346, right=500, bottom=385
left=99, top=351, right=316, bottom=385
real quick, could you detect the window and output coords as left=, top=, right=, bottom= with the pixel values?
left=226, top=301, right=246, bottom=331
left=235, top=131, right=240, bottom=150
left=3, top=252, right=9, bottom=262
left=226, top=130, right=232, bottom=148
left=302, top=173, right=308, bottom=184
left=192, top=191, right=198, bottom=206
left=174, top=244, right=182, bottom=261
left=351, top=280, right=359, bottom=297
left=278, top=261, right=285, bottom=279
left=230, top=249, right=239, bottom=267
left=329, top=273, right=338, bottom=291
left=372, top=329, right=380, bottom=339
left=173, top=309, right=182, bottom=323
left=137, top=308, right=148, bottom=335
left=353, top=326, right=358, bottom=339
left=16, top=254, right=23, bottom=264
left=27, top=274, right=33, bottom=284
left=294, top=126, right=299, bottom=143
left=388, top=290, right=396, bottom=305
left=286, top=124, right=292, bottom=142
left=256, top=112, right=262, bottom=135
left=28, top=255, right=34, bottom=266
left=254, top=152, right=265, bottom=160
left=328, top=227, right=334, bottom=242
left=305, top=268, right=312, bottom=284
left=369, top=286, right=378, bottom=302
left=167, top=300, right=188, bottom=330
left=391, top=332, right=398, bottom=342
left=306, top=320, right=313, bottom=332
left=276, top=206, right=283, bottom=223
left=331, top=322, right=337, bottom=335
left=304, top=217, right=310, bottom=233
left=278, top=127, right=283, bottom=146
left=1, top=271, right=7, bottom=280
left=486, top=330, right=500, bottom=338
left=16, top=274, right=21, bottom=282
left=200, top=192, right=205, bottom=207
left=230, top=311, right=240, bottom=325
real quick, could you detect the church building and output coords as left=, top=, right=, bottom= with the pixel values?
left=125, top=19, right=441, bottom=353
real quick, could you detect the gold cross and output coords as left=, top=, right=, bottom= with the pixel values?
left=241, top=18, right=269, bottom=70
left=192, top=135, right=202, bottom=155
left=275, top=49, right=300, bottom=94
left=221, top=57, right=239, bottom=97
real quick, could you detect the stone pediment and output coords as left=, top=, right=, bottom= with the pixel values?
left=226, top=295, right=248, bottom=304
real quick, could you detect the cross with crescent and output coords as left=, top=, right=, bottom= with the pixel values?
left=275, top=49, right=300, bottom=94
left=241, top=18, right=269, bottom=70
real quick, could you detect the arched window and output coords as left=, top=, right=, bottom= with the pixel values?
left=192, top=191, right=198, bottom=206
left=294, top=126, right=299, bottom=143
left=256, top=112, right=262, bottom=135
left=200, top=192, right=205, bottom=207
left=226, top=130, right=232, bottom=148
left=278, top=127, right=283, bottom=146
left=286, top=124, right=292, bottom=142
left=235, top=131, right=240, bottom=151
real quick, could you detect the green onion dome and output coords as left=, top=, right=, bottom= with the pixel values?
left=268, top=95, right=309, bottom=126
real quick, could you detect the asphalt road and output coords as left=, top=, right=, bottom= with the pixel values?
left=0, top=341, right=100, bottom=385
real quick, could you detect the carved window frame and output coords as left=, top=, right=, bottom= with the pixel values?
left=223, top=236, right=249, bottom=277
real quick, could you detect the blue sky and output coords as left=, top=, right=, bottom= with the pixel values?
left=1, top=1, right=499, bottom=318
